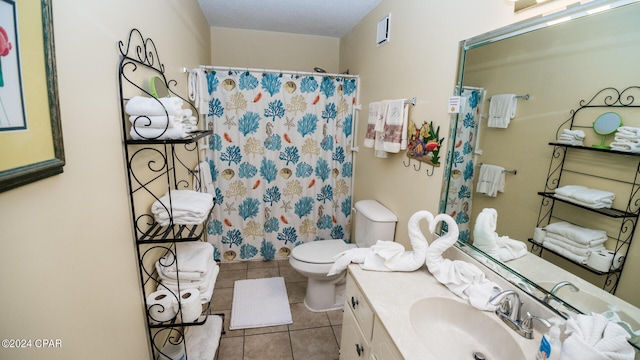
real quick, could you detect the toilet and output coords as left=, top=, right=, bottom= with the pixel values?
left=289, top=200, right=397, bottom=311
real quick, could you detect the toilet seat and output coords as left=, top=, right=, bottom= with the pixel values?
left=291, top=239, right=354, bottom=264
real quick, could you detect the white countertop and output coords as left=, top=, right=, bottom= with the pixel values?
left=347, top=263, right=542, bottom=359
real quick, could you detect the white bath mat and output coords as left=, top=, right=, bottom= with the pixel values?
left=230, top=277, right=292, bottom=330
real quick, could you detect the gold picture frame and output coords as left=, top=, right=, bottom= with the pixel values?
left=0, top=0, right=64, bottom=193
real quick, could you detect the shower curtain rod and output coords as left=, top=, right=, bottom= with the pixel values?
left=183, top=65, right=359, bottom=79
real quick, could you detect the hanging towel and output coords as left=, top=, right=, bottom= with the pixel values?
left=364, top=101, right=390, bottom=158
left=488, top=94, right=517, bottom=128
left=382, top=100, right=409, bottom=153
left=188, top=68, right=209, bottom=115
left=193, top=161, right=215, bottom=196
left=476, top=164, right=505, bottom=197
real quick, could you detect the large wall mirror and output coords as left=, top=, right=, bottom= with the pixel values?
left=441, top=0, right=640, bottom=347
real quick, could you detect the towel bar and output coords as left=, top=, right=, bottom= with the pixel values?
left=486, top=94, right=530, bottom=101
left=478, top=163, right=517, bottom=175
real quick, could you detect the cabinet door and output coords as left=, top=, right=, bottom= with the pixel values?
left=371, top=318, right=403, bottom=360
left=340, top=306, right=371, bottom=360
left=345, top=274, right=374, bottom=339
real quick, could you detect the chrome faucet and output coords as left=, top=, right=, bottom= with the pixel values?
left=489, top=290, right=548, bottom=339
left=543, top=281, right=579, bottom=304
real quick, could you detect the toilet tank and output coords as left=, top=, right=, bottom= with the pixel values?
left=353, top=200, right=398, bottom=247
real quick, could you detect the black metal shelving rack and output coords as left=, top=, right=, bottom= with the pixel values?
left=530, top=86, right=640, bottom=294
left=118, top=28, right=223, bottom=359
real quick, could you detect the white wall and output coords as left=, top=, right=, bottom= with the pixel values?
left=0, top=1, right=210, bottom=359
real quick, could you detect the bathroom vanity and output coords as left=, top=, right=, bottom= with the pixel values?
left=339, top=247, right=581, bottom=359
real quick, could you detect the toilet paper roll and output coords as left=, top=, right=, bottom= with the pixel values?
left=587, top=249, right=625, bottom=272
left=173, top=289, right=201, bottom=323
left=146, top=289, right=178, bottom=324
left=532, top=227, right=546, bottom=243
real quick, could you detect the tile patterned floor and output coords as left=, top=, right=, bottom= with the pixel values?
left=211, top=260, right=342, bottom=360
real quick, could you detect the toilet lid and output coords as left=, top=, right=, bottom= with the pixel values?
left=291, top=239, right=352, bottom=264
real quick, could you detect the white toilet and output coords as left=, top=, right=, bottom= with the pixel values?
left=289, top=200, right=397, bottom=311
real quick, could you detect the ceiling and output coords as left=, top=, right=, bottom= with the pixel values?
left=197, top=0, right=382, bottom=38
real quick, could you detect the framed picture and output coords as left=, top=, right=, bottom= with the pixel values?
left=0, top=0, right=64, bottom=193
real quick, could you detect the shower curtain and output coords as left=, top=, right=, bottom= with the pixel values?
left=203, top=69, right=358, bottom=261
left=442, top=87, right=484, bottom=241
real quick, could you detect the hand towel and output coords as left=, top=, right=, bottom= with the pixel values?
left=613, top=135, right=640, bottom=144
left=188, top=68, right=209, bottom=115
left=129, top=115, right=175, bottom=129
left=193, top=161, right=215, bottom=196
left=554, top=194, right=613, bottom=209
left=125, top=96, right=183, bottom=116
left=160, top=262, right=219, bottom=303
left=382, top=100, right=409, bottom=153
left=476, top=164, right=505, bottom=197
left=488, top=94, right=517, bottom=128
left=364, top=101, right=384, bottom=148
left=561, top=313, right=635, bottom=360
left=544, top=221, right=608, bottom=246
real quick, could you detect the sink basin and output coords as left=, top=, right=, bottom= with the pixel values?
left=409, top=297, right=526, bottom=359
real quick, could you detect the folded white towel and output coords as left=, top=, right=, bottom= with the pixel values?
left=610, top=141, right=640, bottom=153
left=542, top=240, right=589, bottom=264
left=554, top=185, right=588, bottom=198
left=151, top=190, right=214, bottom=226
left=544, top=221, right=607, bottom=246
left=546, top=232, right=607, bottom=249
left=488, top=94, right=517, bottom=128
left=382, top=100, right=409, bottom=153
left=613, top=135, right=640, bottom=144
left=130, top=122, right=188, bottom=140
left=561, top=313, right=634, bottom=360
left=129, top=115, right=175, bottom=129
left=158, top=241, right=215, bottom=276
left=616, top=126, right=640, bottom=137
left=554, top=185, right=614, bottom=209
left=476, top=164, right=505, bottom=197
left=160, top=262, right=219, bottom=303
left=544, top=236, right=604, bottom=257
left=562, top=129, right=586, bottom=140
left=125, top=96, right=183, bottom=116
left=554, top=194, right=613, bottom=209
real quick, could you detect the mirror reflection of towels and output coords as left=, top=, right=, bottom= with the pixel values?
left=488, top=94, right=517, bottom=128
left=476, top=164, right=505, bottom=197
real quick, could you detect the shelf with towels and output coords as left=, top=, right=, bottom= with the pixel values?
left=119, top=28, right=224, bottom=360
left=532, top=86, right=640, bottom=294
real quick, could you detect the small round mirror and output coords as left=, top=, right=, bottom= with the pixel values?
left=150, top=76, right=170, bottom=98
left=592, top=112, right=622, bottom=149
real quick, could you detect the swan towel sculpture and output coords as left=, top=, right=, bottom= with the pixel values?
left=473, top=208, right=528, bottom=262
left=327, top=210, right=502, bottom=311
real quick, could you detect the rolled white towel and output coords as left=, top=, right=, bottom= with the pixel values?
left=129, top=115, right=175, bottom=129
left=125, top=96, right=183, bottom=116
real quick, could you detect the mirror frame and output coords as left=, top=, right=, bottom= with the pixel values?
left=442, top=0, right=640, bottom=315
left=0, top=0, right=64, bottom=193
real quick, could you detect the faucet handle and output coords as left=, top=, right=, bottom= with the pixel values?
left=522, top=312, right=551, bottom=339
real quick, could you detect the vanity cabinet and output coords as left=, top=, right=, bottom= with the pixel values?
left=530, top=87, right=640, bottom=294
left=118, top=29, right=222, bottom=359
left=341, top=272, right=402, bottom=360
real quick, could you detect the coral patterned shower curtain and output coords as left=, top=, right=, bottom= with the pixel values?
left=441, top=87, right=484, bottom=241
left=204, top=69, right=358, bottom=261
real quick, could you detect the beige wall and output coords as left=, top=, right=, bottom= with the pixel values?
left=0, top=0, right=210, bottom=359
left=210, top=27, right=340, bottom=73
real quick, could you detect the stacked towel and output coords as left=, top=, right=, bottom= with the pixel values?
left=542, top=222, right=607, bottom=264
left=364, top=99, right=409, bottom=158
left=610, top=126, right=640, bottom=153
left=488, top=94, right=517, bottom=128
left=472, top=208, right=527, bottom=262
left=561, top=313, right=634, bottom=360
left=156, top=242, right=219, bottom=303
left=557, top=129, right=586, bottom=146
left=151, top=189, right=214, bottom=226
left=476, top=164, right=505, bottom=197
left=554, top=185, right=615, bottom=209
left=126, top=96, right=197, bottom=140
